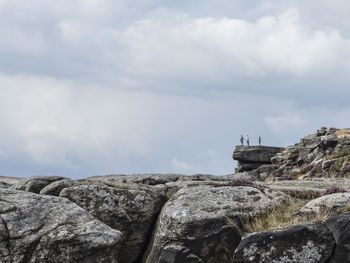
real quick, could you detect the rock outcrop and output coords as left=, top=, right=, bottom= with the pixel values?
left=0, top=188, right=123, bottom=263
left=1, top=127, right=350, bottom=262
left=270, top=127, right=350, bottom=179
left=232, top=146, right=284, bottom=172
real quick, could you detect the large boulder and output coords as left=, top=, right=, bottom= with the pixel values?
left=60, top=183, right=165, bottom=263
left=143, top=184, right=289, bottom=263
left=296, top=192, right=350, bottom=219
left=0, top=188, right=123, bottom=263
left=233, top=223, right=335, bottom=262
left=11, top=175, right=67, bottom=193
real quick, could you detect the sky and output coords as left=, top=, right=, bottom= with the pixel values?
left=1, top=0, right=350, bottom=178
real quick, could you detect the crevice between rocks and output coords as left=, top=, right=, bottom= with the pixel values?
left=325, top=223, right=338, bottom=263
left=133, top=210, right=162, bottom=263
left=0, top=215, right=12, bottom=263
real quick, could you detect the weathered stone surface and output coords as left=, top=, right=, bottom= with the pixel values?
left=233, top=223, right=335, bottom=263
left=87, top=173, right=183, bottom=186
left=233, top=146, right=284, bottom=164
left=0, top=188, right=123, bottom=263
left=144, top=185, right=289, bottom=263
left=60, top=183, right=165, bottom=263
left=296, top=192, right=350, bottom=219
left=12, top=175, right=67, bottom=193
left=326, top=212, right=350, bottom=262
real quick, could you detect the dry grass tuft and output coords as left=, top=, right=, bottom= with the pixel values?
left=233, top=200, right=350, bottom=235
left=339, top=204, right=350, bottom=214
left=242, top=201, right=306, bottom=233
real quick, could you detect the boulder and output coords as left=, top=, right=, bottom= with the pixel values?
left=296, top=192, right=350, bottom=219
left=321, top=135, right=338, bottom=147
left=143, top=185, right=289, bottom=263
left=0, top=188, right=123, bottom=263
left=326, top=212, right=350, bottom=262
left=60, top=183, right=165, bottom=263
left=322, top=158, right=341, bottom=170
left=233, top=223, right=335, bottom=262
left=300, top=136, right=321, bottom=150
left=39, top=179, right=81, bottom=196
left=12, top=175, right=67, bottom=193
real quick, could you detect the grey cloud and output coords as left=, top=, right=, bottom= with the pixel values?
left=0, top=1, right=350, bottom=177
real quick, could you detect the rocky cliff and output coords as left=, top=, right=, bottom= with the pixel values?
left=232, top=146, right=284, bottom=172
left=1, top=127, right=350, bottom=262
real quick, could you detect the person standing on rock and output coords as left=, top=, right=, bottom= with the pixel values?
left=246, top=135, right=250, bottom=146
left=259, top=136, right=261, bottom=146
left=240, top=135, right=244, bottom=146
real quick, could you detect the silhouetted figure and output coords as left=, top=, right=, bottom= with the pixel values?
left=246, top=135, right=249, bottom=146
left=240, top=135, right=244, bottom=146
left=259, top=136, right=261, bottom=146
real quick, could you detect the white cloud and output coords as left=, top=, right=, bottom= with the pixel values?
left=121, top=8, right=350, bottom=84
left=264, top=113, right=309, bottom=134
left=0, top=3, right=350, bottom=98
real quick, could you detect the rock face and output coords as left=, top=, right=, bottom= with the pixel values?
left=60, top=183, right=165, bottom=263
left=269, top=127, right=350, bottom=179
left=0, top=188, right=123, bottom=263
left=232, top=146, right=284, bottom=172
left=233, top=223, right=335, bottom=263
left=143, top=184, right=289, bottom=263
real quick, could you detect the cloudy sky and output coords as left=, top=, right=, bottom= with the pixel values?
left=1, top=0, right=350, bottom=178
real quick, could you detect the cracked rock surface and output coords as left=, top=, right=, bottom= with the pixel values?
left=233, top=222, right=336, bottom=263
left=143, top=184, right=290, bottom=263
left=60, top=183, right=165, bottom=263
left=0, top=188, right=123, bottom=263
